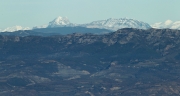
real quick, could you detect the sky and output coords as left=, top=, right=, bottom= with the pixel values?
left=0, top=0, right=180, bottom=29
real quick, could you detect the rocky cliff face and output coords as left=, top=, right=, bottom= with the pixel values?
left=1, top=28, right=180, bottom=95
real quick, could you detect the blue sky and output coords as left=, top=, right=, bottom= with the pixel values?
left=0, top=0, right=180, bottom=29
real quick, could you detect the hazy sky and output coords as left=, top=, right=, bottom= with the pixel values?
left=0, top=0, right=180, bottom=29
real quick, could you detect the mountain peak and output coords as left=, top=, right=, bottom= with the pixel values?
left=164, top=20, right=173, bottom=25
left=55, top=16, right=68, bottom=22
left=48, top=16, right=72, bottom=27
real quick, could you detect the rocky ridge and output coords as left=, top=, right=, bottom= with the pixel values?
left=1, top=28, right=180, bottom=95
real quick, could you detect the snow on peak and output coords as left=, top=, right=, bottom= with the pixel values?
left=1, top=26, right=31, bottom=32
left=1, top=17, right=153, bottom=32
left=82, top=18, right=151, bottom=30
left=165, top=20, right=173, bottom=25
left=47, top=17, right=152, bottom=30
left=151, top=20, right=180, bottom=29
left=48, top=16, right=73, bottom=27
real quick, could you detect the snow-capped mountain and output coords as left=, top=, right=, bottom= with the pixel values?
left=48, top=16, right=75, bottom=28
left=151, top=20, right=180, bottom=30
left=82, top=18, right=151, bottom=30
left=1, top=26, right=31, bottom=32
left=1, top=16, right=152, bottom=32
left=47, top=17, right=151, bottom=31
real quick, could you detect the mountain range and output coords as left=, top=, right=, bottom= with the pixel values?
left=0, top=16, right=151, bottom=32
left=1, top=28, right=180, bottom=95
left=47, top=16, right=151, bottom=30
left=151, top=20, right=180, bottom=29
left=1, top=16, right=180, bottom=33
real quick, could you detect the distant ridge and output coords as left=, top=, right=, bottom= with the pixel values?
left=48, top=16, right=151, bottom=30
left=151, top=20, right=180, bottom=30
left=2, top=17, right=180, bottom=33
left=81, top=18, right=151, bottom=30
left=1, top=26, right=31, bottom=32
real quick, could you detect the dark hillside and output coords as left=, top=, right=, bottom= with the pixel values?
left=0, top=28, right=180, bottom=95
